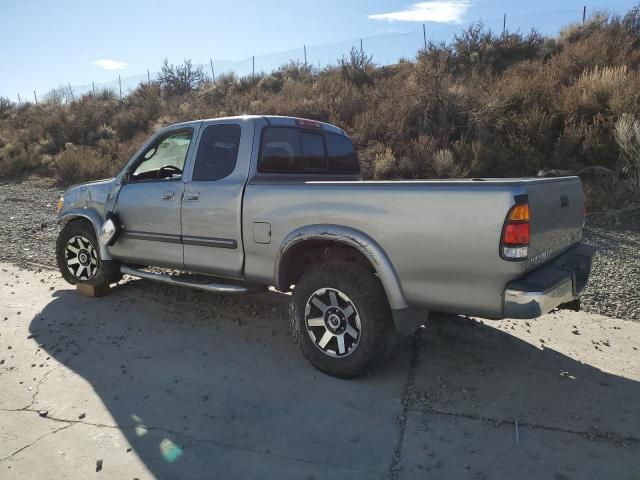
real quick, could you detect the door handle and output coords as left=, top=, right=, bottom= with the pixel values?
left=185, top=193, right=200, bottom=202
left=161, top=191, right=175, bottom=200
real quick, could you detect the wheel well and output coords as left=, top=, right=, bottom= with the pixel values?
left=279, top=240, right=376, bottom=290
left=64, top=217, right=94, bottom=230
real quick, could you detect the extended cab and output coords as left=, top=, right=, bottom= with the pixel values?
left=56, top=116, right=595, bottom=377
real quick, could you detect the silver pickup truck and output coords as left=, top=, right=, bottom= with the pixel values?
left=55, top=115, right=595, bottom=377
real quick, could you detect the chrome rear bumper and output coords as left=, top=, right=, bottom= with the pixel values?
left=503, top=242, right=595, bottom=319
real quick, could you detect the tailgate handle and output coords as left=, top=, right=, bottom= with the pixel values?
left=560, top=194, right=569, bottom=208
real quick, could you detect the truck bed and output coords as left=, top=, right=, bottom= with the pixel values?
left=242, top=176, right=584, bottom=319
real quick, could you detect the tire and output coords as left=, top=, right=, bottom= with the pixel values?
left=56, top=219, right=122, bottom=287
left=290, top=261, right=396, bottom=378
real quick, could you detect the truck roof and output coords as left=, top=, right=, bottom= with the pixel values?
left=171, top=115, right=347, bottom=136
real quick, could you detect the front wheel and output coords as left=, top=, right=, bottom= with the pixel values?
left=56, top=219, right=121, bottom=287
left=289, top=262, right=396, bottom=378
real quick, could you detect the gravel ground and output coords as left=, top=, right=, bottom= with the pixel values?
left=0, top=179, right=62, bottom=269
left=1, top=178, right=638, bottom=320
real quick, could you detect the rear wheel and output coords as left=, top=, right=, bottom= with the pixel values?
left=290, top=262, right=396, bottom=378
left=56, top=219, right=121, bottom=287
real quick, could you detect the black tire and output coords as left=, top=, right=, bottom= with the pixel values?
left=290, top=261, right=396, bottom=378
left=56, top=219, right=122, bottom=287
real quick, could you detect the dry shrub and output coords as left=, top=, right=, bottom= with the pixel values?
left=564, top=65, right=634, bottom=117
left=615, top=114, right=640, bottom=198
left=370, top=146, right=397, bottom=179
left=52, top=141, right=130, bottom=185
left=0, top=141, right=43, bottom=176
left=432, top=149, right=466, bottom=177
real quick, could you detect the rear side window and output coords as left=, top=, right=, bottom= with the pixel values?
left=259, top=127, right=358, bottom=173
left=192, top=124, right=241, bottom=181
left=326, top=132, right=358, bottom=172
left=300, top=132, right=326, bottom=169
left=260, top=128, right=303, bottom=172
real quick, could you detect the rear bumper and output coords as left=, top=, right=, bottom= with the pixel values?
left=503, top=242, right=596, bottom=319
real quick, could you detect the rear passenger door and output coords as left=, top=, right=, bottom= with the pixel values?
left=181, top=122, right=247, bottom=278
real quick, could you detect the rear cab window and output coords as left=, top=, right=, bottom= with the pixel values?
left=192, top=124, right=241, bottom=181
left=259, top=127, right=358, bottom=174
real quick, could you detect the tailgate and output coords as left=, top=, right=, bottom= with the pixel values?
left=526, top=177, right=584, bottom=270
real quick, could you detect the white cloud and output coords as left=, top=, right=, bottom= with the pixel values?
left=93, top=59, right=129, bottom=70
left=368, top=1, right=471, bottom=23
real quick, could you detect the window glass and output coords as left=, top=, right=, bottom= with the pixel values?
left=260, top=128, right=303, bottom=172
left=192, top=124, right=241, bottom=181
left=326, top=132, right=358, bottom=172
left=259, top=127, right=358, bottom=173
left=300, top=132, right=326, bottom=169
left=132, top=131, right=192, bottom=181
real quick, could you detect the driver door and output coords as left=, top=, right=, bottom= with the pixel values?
left=108, top=125, right=199, bottom=268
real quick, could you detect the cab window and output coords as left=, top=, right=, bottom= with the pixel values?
left=259, top=127, right=358, bottom=173
left=192, top=125, right=241, bottom=181
left=131, top=130, right=193, bottom=181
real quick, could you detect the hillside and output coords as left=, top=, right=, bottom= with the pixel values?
left=1, top=8, right=640, bottom=211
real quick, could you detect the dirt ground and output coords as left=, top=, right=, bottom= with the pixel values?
left=1, top=262, right=639, bottom=479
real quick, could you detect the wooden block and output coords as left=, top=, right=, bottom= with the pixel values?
left=76, top=283, right=111, bottom=298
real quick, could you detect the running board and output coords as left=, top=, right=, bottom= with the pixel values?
left=120, top=265, right=251, bottom=293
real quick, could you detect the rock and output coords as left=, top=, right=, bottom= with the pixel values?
left=78, top=413, right=86, bottom=419
left=95, top=459, right=103, bottom=472
left=38, top=410, right=48, bottom=417
left=571, top=330, right=580, bottom=335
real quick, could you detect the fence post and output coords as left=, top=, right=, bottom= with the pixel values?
left=34, top=90, right=38, bottom=104
left=423, top=23, right=427, bottom=52
left=583, top=6, right=587, bottom=23
left=209, top=59, right=215, bottom=82
left=304, top=45, right=307, bottom=65
left=92, top=81, right=95, bottom=96
left=17, top=93, right=21, bottom=106
left=360, top=38, right=363, bottom=54
left=119, top=75, right=122, bottom=99
left=252, top=56, right=255, bottom=79
left=503, top=13, right=506, bottom=33
left=68, top=83, right=74, bottom=101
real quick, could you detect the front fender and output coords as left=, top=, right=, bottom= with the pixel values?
left=275, top=224, right=408, bottom=311
left=58, top=209, right=112, bottom=261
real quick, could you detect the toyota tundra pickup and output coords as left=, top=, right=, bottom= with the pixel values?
left=55, top=115, right=595, bottom=377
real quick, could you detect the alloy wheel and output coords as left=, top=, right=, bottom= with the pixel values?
left=65, top=235, right=98, bottom=280
left=304, top=288, right=361, bottom=357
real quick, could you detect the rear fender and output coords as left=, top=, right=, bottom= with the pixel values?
left=275, top=224, right=408, bottom=310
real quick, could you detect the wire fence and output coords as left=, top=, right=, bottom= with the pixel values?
left=10, top=2, right=636, bottom=105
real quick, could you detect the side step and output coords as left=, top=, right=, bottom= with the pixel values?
left=120, top=265, right=251, bottom=294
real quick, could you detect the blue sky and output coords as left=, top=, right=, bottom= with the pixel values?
left=1, top=0, right=637, bottom=101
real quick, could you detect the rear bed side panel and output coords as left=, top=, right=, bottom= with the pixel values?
left=242, top=181, right=528, bottom=319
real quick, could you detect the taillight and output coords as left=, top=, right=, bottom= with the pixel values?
left=501, top=203, right=530, bottom=260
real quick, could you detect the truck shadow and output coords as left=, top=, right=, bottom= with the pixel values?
left=28, top=281, right=640, bottom=479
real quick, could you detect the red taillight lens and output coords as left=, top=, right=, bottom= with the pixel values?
left=503, top=222, right=530, bottom=245
left=501, top=203, right=530, bottom=260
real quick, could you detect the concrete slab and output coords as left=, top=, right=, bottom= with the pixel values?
left=2, top=263, right=639, bottom=479
left=397, top=412, right=640, bottom=479
left=411, top=314, right=640, bottom=439
left=1, top=263, right=410, bottom=479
